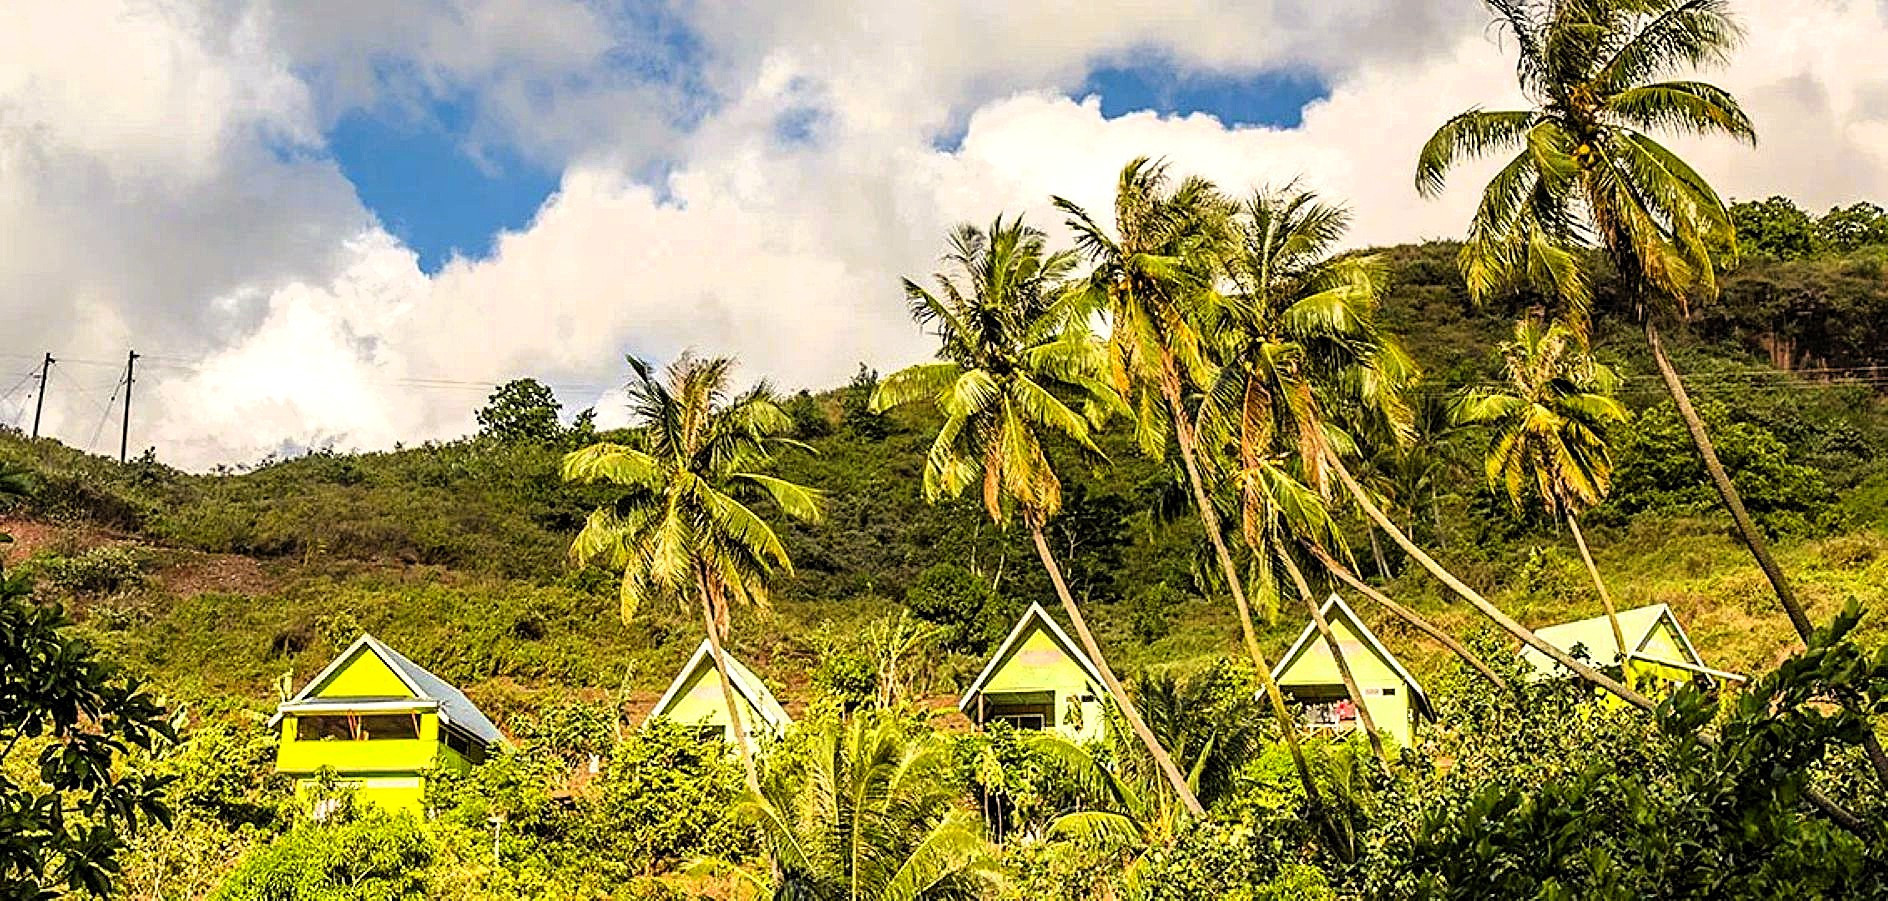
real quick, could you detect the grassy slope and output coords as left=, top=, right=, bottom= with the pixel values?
left=3, top=240, right=1885, bottom=733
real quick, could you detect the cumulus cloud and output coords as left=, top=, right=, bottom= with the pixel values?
left=4, top=0, right=1888, bottom=468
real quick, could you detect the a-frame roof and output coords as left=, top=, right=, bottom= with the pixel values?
left=270, top=633, right=505, bottom=746
left=1520, top=603, right=1741, bottom=681
left=957, top=602, right=1106, bottom=713
left=1272, top=593, right=1433, bottom=718
left=646, top=639, right=791, bottom=732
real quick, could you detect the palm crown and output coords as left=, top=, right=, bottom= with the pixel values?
left=1202, top=185, right=1417, bottom=549
left=1416, top=0, right=1754, bottom=315
left=562, top=354, right=823, bottom=626
left=1056, top=157, right=1235, bottom=453
left=1454, top=319, right=1629, bottom=517
left=870, top=216, right=1116, bottom=524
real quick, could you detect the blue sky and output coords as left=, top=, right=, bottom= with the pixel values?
left=328, top=95, right=560, bottom=274
left=328, top=59, right=1329, bottom=274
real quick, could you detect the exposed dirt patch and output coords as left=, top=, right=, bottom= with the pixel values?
left=154, top=550, right=275, bottom=597
left=0, top=516, right=122, bottom=560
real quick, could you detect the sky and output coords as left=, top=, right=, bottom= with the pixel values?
left=5, top=0, right=1888, bottom=469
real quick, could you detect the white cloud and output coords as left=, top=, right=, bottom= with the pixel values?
left=6, top=0, right=1888, bottom=468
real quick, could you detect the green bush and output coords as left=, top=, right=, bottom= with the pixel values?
left=23, top=544, right=149, bottom=596
left=211, top=812, right=434, bottom=900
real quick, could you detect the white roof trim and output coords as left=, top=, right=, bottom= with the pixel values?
left=646, top=639, right=790, bottom=731
left=267, top=634, right=427, bottom=727
left=1639, top=604, right=1709, bottom=670
left=278, top=699, right=439, bottom=713
left=1627, top=652, right=1748, bottom=683
left=957, top=602, right=1106, bottom=713
left=1272, top=593, right=1432, bottom=716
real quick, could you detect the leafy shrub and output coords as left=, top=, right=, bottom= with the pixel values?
left=24, top=544, right=149, bottom=596
left=211, top=812, right=434, bottom=900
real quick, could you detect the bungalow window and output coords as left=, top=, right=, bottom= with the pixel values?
left=992, top=713, right=1047, bottom=731
left=296, top=713, right=422, bottom=741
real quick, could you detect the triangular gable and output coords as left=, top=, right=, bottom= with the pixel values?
left=270, top=634, right=505, bottom=747
left=1526, top=604, right=1703, bottom=670
left=1272, top=594, right=1432, bottom=718
left=647, top=639, right=791, bottom=733
left=957, top=602, right=1106, bottom=713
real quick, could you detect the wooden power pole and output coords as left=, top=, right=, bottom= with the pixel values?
left=30, top=352, right=52, bottom=439
left=119, top=350, right=137, bottom=463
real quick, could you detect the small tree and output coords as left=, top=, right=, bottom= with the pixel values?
left=477, top=378, right=563, bottom=444
left=0, top=565, right=176, bottom=897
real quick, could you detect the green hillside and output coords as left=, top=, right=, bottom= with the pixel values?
left=4, top=241, right=1886, bottom=717
left=5, top=236, right=1888, bottom=898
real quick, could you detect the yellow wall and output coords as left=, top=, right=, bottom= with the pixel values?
left=1277, top=616, right=1417, bottom=747
left=1625, top=620, right=1699, bottom=691
left=276, top=648, right=464, bottom=815
left=656, top=665, right=770, bottom=741
left=314, top=649, right=415, bottom=699
left=975, top=625, right=1104, bottom=743
left=295, top=775, right=427, bottom=816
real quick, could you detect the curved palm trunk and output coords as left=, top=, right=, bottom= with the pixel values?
left=1644, top=319, right=1810, bottom=639
left=1276, top=550, right=1388, bottom=763
left=1157, top=380, right=1335, bottom=840
left=1321, top=446, right=1656, bottom=710
left=1566, top=514, right=1628, bottom=666
left=1644, top=318, right=1888, bottom=787
left=1028, top=522, right=1204, bottom=817
left=1305, top=544, right=1508, bottom=691
left=698, top=579, right=761, bottom=796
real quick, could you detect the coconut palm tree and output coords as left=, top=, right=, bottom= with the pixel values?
left=1411, top=0, right=1822, bottom=639
left=562, top=355, right=823, bottom=792
left=1055, top=161, right=1330, bottom=811
left=1455, top=319, right=1631, bottom=657
left=1201, top=184, right=1431, bottom=763
left=741, top=712, right=1005, bottom=900
left=869, top=215, right=1204, bottom=817
left=1417, top=0, right=1888, bottom=787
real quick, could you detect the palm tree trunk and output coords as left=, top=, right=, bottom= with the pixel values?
left=1644, top=318, right=1888, bottom=787
left=1643, top=318, right=1812, bottom=639
left=1028, top=521, right=1205, bottom=817
left=698, top=579, right=761, bottom=796
left=1368, top=529, right=1390, bottom=579
left=1305, top=543, right=1508, bottom=691
left=1567, top=513, right=1628, bottom=666
left=1277, top=550, right=1388, bottom=763
left=1321, top=445, right=1656, bottom=710
left=1157, top=379, right=1332, bottom=829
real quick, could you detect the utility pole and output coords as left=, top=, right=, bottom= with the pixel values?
left=119, top=349, right=137, bottom=463
left=30, top=352, right=52, bottom=439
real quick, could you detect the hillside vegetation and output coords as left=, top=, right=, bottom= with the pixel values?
left=4, top=240, right=1886, bottom=726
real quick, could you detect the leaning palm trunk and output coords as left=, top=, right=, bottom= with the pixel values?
left=1644, top=318, right=1888, bottom=786
left=1277, top=551, right=1387, bottom=763
left=698, top=579, right=761, bottom=796
left=1320, top=446, right=1655, bottom=709
left=1156, top=376, right=1332, bottom=825
left=1565, top=513, right=1627, bottom=665
left=1304, top=543, right=1508, bottom=691
left=1028, top=521, right=1204, bottom=817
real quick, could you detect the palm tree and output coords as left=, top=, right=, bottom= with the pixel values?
left=869, top=216, right=1204, bottom=817
left=1411, top=0, right=1819, bottom=636
left=1455, top=319, right=1631, bottom=657
left=562, top=355, right=823, bottom=792
left=741, top=713, right=1005, bottom=900
left=1055, top=161, right=1330, bottom=811
left=1417, top=0, right=1888, bottom=787
left=1202, top=184, right=1436, bottom=763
